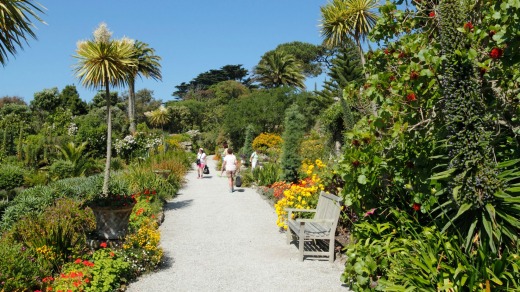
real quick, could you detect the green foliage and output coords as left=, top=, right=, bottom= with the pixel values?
left=173, top=64, right=249, bottom=98
left=253, top=163, right=282, bottom=186
left=59, top=84, right=88, bottom=115
left=88, top=248, right=131, bottom=291
left=300, top=131, right=327, bottom=163
left=341, top=218, right=397, bottom=291
left=9, top=198, right=95, bottom=272
left=0, top=238, right=44, bottom=292
left=49, top=160, right=75, bottom=180
left=0, top=163, right=25, bottom=190
left=262, top=41, right=326, bottom=77
left=254, top=51, right=306, bottom=89
left=318, top=42, right=364, bottom=101
left=30, top=87, right=61, bottom=113
left=240, top=125, right=255, bottom=167
left=280, top=104, right=306, bottom=183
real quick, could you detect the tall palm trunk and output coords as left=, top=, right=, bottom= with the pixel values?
left=355, top=37, right=366, bottom=68
left=128, top=79, right=136, bottom=134
left=102, top=79, right=112, bottom=196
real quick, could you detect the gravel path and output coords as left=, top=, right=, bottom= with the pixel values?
left=127, top=156, right=349, bottom=292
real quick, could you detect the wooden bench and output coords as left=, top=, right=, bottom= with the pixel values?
left=285, top=191, right=342, bottom=262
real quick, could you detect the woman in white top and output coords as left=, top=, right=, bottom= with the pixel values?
left=197, top=148, right=207, bottom=179
left=220, top=148, right=237, bottom=192
left=250, top=150, right=258, bottom=170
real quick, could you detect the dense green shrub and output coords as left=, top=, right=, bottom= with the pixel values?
left=253, top=163, right=281, bottom=186
left=88, top=248, right=132, bottom=292
left=0, top=164, right=25, bottom=190
left=9, top=198, right=95, bottom=272
left=0, top=238, right=44, bottom=291
left=49, top=159, right=75, bottom=180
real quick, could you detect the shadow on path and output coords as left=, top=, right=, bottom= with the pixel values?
left=163, top=198, right=193, bottom=211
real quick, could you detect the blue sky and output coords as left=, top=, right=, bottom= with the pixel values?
left=1, top=0, right=330, bottom=104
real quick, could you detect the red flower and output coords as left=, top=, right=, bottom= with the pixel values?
left=384, top=48, right=390, bottom=55
left=84, top=278, right=90, bottom=283
left=489, top=48, right=503, bottom=59
left=398, top=51, right=406, bottom=59
left=413, top=203, right=421, bottom=211
left=352, top=139, right=361, bottom=147
left=389, top=75, right=396, bottom=81
left=352, top=160, right=360, bottom=167
left=73, top=281, right=80, bottom=287
left=110, top=252, right=115, bottom=257
left=100, top=242, right=107, bottom=248
left=406, top=92, right=417, bottom=101
left=463, top=21, right=474, bottom=31
left=429, top=11, right=435, bottom=18
left=74, top=258, right=82, bottom=264
left=410, top=71, right=419, bottom=80
left=489, top=30, right=496, bottom=38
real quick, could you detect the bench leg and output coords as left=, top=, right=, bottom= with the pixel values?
left=328, top=237, right=335, bottom=263
left=299, top=223, right=305, bottom=261
left=286, top=227, right=292, bottom=244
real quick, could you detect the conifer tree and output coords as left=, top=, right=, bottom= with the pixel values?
left=280, top=104, right=306, bottom=183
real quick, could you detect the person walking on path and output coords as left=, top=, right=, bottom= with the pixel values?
left=221, top=148, right=237, bottom=192
left=250, top=150, right=258, bottom=170
left=196, top=148, right=207, bottom=179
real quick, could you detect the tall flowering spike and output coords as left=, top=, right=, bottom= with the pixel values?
left=93, top=22, right=112, bottom=43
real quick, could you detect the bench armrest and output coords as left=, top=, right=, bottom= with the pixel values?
left=286, top=208, right=316, bottom=220
left=285, top=208, right=316, bottom=213
left=296, top=218, right=334, bottom=224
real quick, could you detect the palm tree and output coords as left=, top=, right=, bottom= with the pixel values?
left=144, top=105, right=170, bottom=130
left=73, top=23, right=136, bottom=195
left=320, top=0, right=379, bottom=67
left=253, top=51, right=305, bottom=89
left=55, top=141, right=90, bottom=177
left=128, top=41, right=162, bottom=134
left=0, top=0, right=45, bottom=65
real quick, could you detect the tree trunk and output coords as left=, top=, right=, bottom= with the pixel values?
left=128, top=80, right=136, bottom=134
left=17, top=125, right=23, bottom=160
left=102, top=80, right=112, bottom=196
left=355, top=37, right=367, bottom=76
left=355, top=37, right=377, bottom=115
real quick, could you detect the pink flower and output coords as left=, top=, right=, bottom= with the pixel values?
left=364, top=208, right=376, bottom=217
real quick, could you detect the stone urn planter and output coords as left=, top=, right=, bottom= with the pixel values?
left=91, top=205, right=134, bottom=240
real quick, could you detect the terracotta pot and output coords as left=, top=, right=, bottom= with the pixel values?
left=91, top=205, right=134, bottom=239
